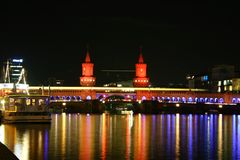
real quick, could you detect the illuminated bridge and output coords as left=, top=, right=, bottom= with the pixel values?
left=28, top=86, right=240, bottom=105
left=2, top=50, right=240, bottom=106
left=28, top=51, right=240, bottom=105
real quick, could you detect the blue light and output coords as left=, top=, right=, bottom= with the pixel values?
left=203, top=75, right=208, bottom=81
left=12, top=59, right=23, bottom=63
left=188, top=97, right=193, bottom=102
left=86, top=95, right=91, bottom=100
left=142, top=96, right=146, bottom=101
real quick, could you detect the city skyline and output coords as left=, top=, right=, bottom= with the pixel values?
left=1, top=2, right=238, bottom=86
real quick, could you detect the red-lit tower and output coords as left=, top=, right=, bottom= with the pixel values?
left=80, top=51, right=96, bottom=86
left=133, top=49, right=149, bottom=87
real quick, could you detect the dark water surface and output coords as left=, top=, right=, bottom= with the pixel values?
left=1, top=113, right=240, bottom=159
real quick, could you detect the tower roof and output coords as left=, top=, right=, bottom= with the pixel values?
left=138, top=54, right=144, bottom=63
left=85, top=52, right=91, bottom=63
left=138, top=48, right=144, bottom=63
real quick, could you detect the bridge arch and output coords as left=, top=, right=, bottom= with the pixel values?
left=172, top=97, right=176, bottom=102
left=142, top=96, right=146, bottom=101
left=204, top=98, right=208, bottom=103
left=71, top=96, right=76, bottom=101
left=182, top=97, right=186, bottom=103
left=232, top=98, right=236, bottom=103
left=194, top=97, right=199, bottom=103
left=188, top=97, right=193, bottom=103
left=105, top=95, right=125, bottom=101
left=77, top=96, right=82, bottom=101
left=199, top=97, right=205, bottom=103
left=66, top=96, right=71, bottom=101
left=219, top=98, right=224, bottom=103
left=209, top=98, right=214, bottom=103
left=86, top=95, right=92, bottom=100
left=177, top=97, right=181, bottom=102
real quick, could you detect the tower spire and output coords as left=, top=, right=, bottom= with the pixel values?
left=138, top=47, right=144, bottom=63
left=85, top=45, right=91, bottom=62
left=85, top=51, right=91, bottom=63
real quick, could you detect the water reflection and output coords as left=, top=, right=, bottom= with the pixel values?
left=0, top=123, right=50, bottom=160
left=1, top=114, right=240, bottom=159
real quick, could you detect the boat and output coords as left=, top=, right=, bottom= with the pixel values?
left=109, top=107, right=133, bottom=115
left=0, top=94, right=51, bottom=123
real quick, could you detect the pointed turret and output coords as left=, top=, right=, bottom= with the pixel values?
left=85, top=52, right=91, bottom=63
left=138, top=53, right=144, bottom=63
left=138, top=47, right=144, bottom=63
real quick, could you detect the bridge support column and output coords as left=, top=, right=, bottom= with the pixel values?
left=136, top=90, right=152, bottom=100
left=81, top=90, right=96, bottom=100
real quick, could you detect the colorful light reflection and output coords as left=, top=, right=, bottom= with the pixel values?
left=0, top=114, right=240, bottom=159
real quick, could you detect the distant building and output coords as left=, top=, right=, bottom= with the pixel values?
left=1, top=58, right=25, bottom=83
left=9, top=58, right=24, bottom=83
left=101, top=70, right=134, bottom=87
left=210, top=65, right=238, bottom=92
left=47, top=77, right=64, bottom=86
left=233, top=78, right=240, bottom=93
left=186, top=65, right=240, bottom=93
left=186, top=74, right=209, bottom=89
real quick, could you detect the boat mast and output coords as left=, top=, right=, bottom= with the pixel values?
left=4, top=60, right=10, bottom=83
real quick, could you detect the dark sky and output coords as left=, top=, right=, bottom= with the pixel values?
left=0, top=1, right=239, bottom=86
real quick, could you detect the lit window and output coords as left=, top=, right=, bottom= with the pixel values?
left=218, top=87, right=221, bottom=93
left=224, top=80, right=227, bottom=85
left=26, top=99, right=31, bottom=105
left=39, top=99, right=44, bottom=105
left=218, top=81, right=221, bottom=86
left=32, top=99, right=36, bottom=105
left=229, top=85, right=232, bottom=91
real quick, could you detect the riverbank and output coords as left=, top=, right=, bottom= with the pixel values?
left=0, top=142, right=18, bottom=160
left=134, top=101, right=240, bottom=114
left=48, top=100, right=240, bottom=114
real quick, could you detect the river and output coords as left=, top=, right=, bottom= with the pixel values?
left=0, top=113, right=240, bottom=159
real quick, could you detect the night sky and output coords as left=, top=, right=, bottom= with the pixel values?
left=0, top=1, right=239, bottom=86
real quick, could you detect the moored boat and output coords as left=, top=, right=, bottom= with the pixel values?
left=0, top=94, right=51, bottom=123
